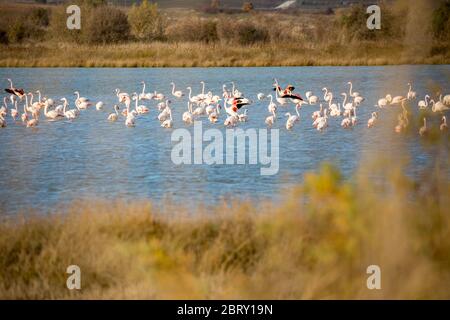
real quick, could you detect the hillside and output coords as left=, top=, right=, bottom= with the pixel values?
left=10, top=0, right=379, bottom=9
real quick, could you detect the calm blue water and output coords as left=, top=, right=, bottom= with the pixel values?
left=0, top=66, right=449, bottom=215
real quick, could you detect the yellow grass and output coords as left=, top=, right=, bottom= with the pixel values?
left=1, top=41, right=448, bottom=68
left=0, top=159, right=449, bottom=299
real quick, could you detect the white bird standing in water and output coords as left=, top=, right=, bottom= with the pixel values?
left=10, top=99, right=19, bottom=120
left=108, top=105, right=120, bottom=122
left=367, top=112, right=378, bottom=128
left=265, top=110, right=276, bottom=127
left=238, top=109, right=248, bottom=122
left=407, top=83, right=417, bottom=100
left=183, top=101, right=194, bottom=125
left=96, top=101, right=104, bottom=110
left=419, top=117, right=427, bottom=136
left=170, top=82, right=184, bottom=98
left=440, top=116, right=448, bottom=132
left=0, top=113, right=6, bottom=127
left=418, top=95, right=430, bottom=109
left=161, top=109, right=173, bottom=128
left=62, top=98, right=79, bottom=120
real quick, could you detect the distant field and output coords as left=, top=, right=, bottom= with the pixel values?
left=3, top=0, right=378, bottom=9
left=0, top=1, right=448, bottom=67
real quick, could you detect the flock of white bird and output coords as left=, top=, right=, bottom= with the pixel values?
left=0, top=78, right=449, bottom=136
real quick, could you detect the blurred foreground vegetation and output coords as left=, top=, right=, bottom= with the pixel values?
left=0, top=158, right=449, bottom=299
left=0, top=0, right=449, bottom=66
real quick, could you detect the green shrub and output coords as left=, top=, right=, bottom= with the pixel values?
left=128, top=0, right=165, bottom=41
left=84, top=6, right=130, bottom=44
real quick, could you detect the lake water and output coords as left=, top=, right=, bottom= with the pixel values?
left=0, top=66, right=449, bottom=215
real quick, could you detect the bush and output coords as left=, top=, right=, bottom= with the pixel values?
left=235, top=21, right=268, bottom=45
left=29, top=8, right=50, bottom=28
left=0, top=29, right=8, bottom=45
left=84, top=6, right=130, bottom=44
left=7, top=21, right=26, bottom=43
left=7, top=20, right=44, bottom=43
left=128, top=0, right=165, bottom=41
left=48, top=6, right=82, bottom=43
left=166, top=18, right=218, bottom=43
left=202, top=0, right=221, bottom=14
left=338, top=4, right=402, bottom=42
left=432, top=1, right=450, bottom=40
left=242, top=2, right=254, bottom=13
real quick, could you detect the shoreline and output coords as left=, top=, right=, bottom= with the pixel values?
left=1, top=43, right=448, bottom=68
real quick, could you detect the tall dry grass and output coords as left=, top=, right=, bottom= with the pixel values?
left=0, top=41, right=448, bottom=68
left=0, top=159, right=449, bottom=299
left=0, top=1, right=449, bottom=67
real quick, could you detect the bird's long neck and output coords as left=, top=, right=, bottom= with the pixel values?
left=29, top=94, right=33, bottom=105
left=348, top=83, right=353, bottom=95
left=63, top=100, right=68, bottom=113
left=295, top=106, right=300, bottom=117
left=171, top=83, right=176, bottom=94
left=142, top=83, right=146, bottom=95
left=37, top=91, right=41, bottom=103
left=8, top=79, right=13, bottom=89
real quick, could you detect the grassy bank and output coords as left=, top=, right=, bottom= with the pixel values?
left=0, top=1, right=449, bottom=67
left=1, top=42, right=449, bottom=68
left=0, top=160, right=449, bottom=299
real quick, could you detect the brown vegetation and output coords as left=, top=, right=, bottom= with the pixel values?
left=0, top=0, right=449, bottom=66
left=0, top=159, right=449, bottom=299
